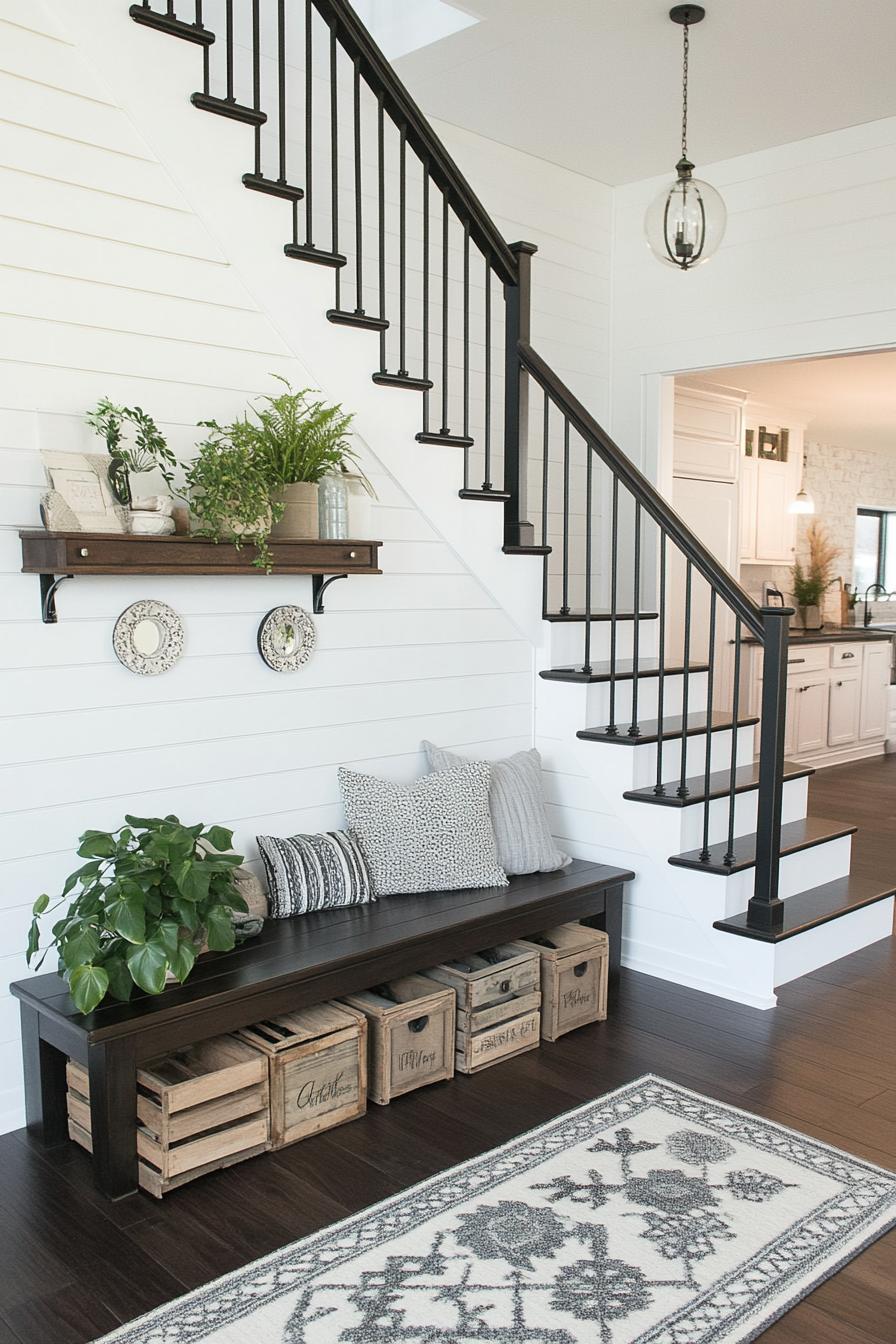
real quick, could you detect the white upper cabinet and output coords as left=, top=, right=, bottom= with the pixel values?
left=739, top=406, right=804, bottom=566
left=673, top=387, right=743, bottom=483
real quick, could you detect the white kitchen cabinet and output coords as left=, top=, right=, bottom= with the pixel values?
left=828, top=673, right=860, bottom=747
left=860, top=644, right=891, bottom=740
left=793, top=674, right=829, bottom=755
left=739, top=410, right=804, bottom=566
left=673, top=387, right=742, bottom=482
left=746, top=638, right=891, bottom=765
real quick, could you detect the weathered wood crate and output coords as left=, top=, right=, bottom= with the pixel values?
left=237, top=1002, right=367, bottom=1148
left=342, top=974, right=456, bottom=1105
left=423, top=945, right=541, bottom=1074
left=512, top=923, right=608, bottom=1041
left=66, top=1034, right=270, bottom=1198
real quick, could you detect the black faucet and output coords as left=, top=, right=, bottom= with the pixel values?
left=863, top=583, right=888, bottom=626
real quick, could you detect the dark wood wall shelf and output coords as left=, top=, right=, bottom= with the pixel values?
left=19, top=531, right=383, bottom=622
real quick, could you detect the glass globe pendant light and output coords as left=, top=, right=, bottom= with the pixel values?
left=645, top=5, right=726, bottom=270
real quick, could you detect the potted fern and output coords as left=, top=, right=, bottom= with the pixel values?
left=185, top=419, right=284, bottom=571
left=247, top=378, right=359, bottom=540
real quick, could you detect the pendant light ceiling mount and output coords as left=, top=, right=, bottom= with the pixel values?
left=644, top=4, right=726, bottom=270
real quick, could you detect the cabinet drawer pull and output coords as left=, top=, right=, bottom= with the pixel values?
left=79, top=547, right=89, bottom=558
left=841, top=651, right=855, bottom=659
left=788, top=657, right=805, bottom=665
left=348, top=550, right=357, bottom=559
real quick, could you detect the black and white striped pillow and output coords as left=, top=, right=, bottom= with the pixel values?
left=256, top=830, right=374, bottom=918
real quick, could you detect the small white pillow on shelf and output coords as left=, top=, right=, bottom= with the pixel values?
left=338, top=761, right=507, bottom=897
left=422, top=742, right=570, bottom=876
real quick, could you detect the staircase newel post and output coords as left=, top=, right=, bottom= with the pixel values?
left=503, top=240, right=538, bottom=547
left=749, top=605, right=794, bottom=932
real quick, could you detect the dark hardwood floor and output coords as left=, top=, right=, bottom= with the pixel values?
left=0, top=753, right=892, bottom=1344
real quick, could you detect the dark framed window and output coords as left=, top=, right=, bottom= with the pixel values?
left=854, top=508, right=896, bottom=592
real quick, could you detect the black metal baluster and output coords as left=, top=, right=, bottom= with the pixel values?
left=560, top=417, right=571, bottom=616
left=330, top=25, right=339, bottom=305
left=607, top=476, right=619, bottom=734
left=677, top=561, right=692, bottom=797
left=700, top=589, right=717, bottom=861
left=377, top=95, right=386, bottom=370
left=251, top=0, right=261, bottom=175
left=628, top=500, right=642, bottom=736
left=224, top=0, right=234, bottom=103
left=200, top=0, right=210, bottom=94
left=541, top=390, right=550, bottom=615
left=421, top=164, right=430, bottom=417
left=724, top=621, right=743, bottom=866
left=483, top=256, right=492, bottom=488
left=583, top=444, right=593, bottom=675
left=353, top=58, right=363, bottom=314
left=654, top=532, right=667, bottom=793
left=304, top=0, right=313, bottom=245
left=440, top=195, right=450, bottom=434
left=462, top=221, right=470, bottom=489
left=398, top=126, right=407, bottom=374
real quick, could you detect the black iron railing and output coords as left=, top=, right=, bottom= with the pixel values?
left=129, top=0, right=792, bottom=934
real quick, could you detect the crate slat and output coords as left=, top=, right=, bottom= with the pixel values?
left=511, top=924, right=609, bottom=1041
left=342, top=975, right=455, bottom=1105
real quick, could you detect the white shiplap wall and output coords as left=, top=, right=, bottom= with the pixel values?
left=0, top=1, right=616, bottom=1134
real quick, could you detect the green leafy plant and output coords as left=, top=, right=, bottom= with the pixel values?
left=86, top=398, right=178, bottom=502
left=185, top=420, right=284, bottom=571
left=26, top=817, right=248, bottom=1014
left=791, top=519, right=840, bottom=611
left=246, top=377, right=359, bottom=485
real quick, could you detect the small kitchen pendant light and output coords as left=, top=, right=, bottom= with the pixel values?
left=645, top=5, right=726, bottom=269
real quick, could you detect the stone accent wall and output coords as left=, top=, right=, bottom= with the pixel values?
left=741, top=440, right=896, bottom=624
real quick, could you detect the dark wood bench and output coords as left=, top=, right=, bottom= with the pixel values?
left=12, top=859, right=632, bottom=1200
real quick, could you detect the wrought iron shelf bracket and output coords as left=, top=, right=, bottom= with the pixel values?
left=311, top=573, right=348, bottom=614
left=39, top=574, right=73, bottom=625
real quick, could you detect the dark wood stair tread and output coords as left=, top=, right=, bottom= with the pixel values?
left=372, top=372, right=434, bottom=392
left=578, top=710, right=759, bottom=746
left=624, top=759, right=814, bottom=808
left=544, top=610, right=659, bottom=622
left=503, top=544, right=552, bottom=556
left=459, top=488, right=511, bottom=502
left=713, top=875, right=895, bottom=942
left=284, top=242, right=347, bottom=268
left=670, top=815, right=857, bottom=876
left=190, top=93, right=267, bottom=127
left=327, top=309, right=389, bottom=332
left=541, top=659, right=709, bottom=685
left=242, top=173, right=304, bottom=202
left=129, top=4, right=215, bottom=45
left=416, top=431, right=475, bottom=448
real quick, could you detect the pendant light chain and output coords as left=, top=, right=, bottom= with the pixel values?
left=681, top=18, right=689, bottom=161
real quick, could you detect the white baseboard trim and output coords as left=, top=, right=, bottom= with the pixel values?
left=621, top=942, right=777, bottom=1011
left=793, top=740, right=886, bottom=771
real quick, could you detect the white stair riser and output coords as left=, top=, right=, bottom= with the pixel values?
left=544, top=621, right=659, bottom=666
left=535, top=672, right=711, bottom=735
left=716, top=835, right=854, bottom=917
left=619, top=775, right=809, bottom=857
left=773, top=897, right=895, bottom=987
left=629, top=726, right=757, bottom=790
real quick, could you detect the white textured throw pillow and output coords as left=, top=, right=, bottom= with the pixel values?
left=338, top=762, right=507, bottom=896
left=423, top=742, right=570, bottom=876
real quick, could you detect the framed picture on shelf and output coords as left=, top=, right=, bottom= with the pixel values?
left=40, top=452, right=128, bottom=532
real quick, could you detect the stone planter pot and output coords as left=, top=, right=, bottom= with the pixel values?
left=799, top=604, right=823, bottom=631
left=270, top=482, right=319, bottom=540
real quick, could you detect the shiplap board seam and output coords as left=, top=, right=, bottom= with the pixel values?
left=0, top=65, right=114, bottom=108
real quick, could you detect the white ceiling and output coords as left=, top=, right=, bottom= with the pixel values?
left=393, top=0, right=896, bottom=184
left=690, top=351, right=896, bottom=453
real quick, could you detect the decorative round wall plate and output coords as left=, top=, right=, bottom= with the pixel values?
left=257, top=604, right=316, bottom=672
left=113, top=600, right=185, bottom=676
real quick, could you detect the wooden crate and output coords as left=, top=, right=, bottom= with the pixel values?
left=512, top=924, right=608, bottom=1041
left=65, top=1034, right=270, bottom=1198
left=423, top=944, right=542, bottom=1074
left=342, top=974, right=456, bottom=1105
left=455, top=1004, right=541, bottom=1074
left=237, top=1002, right=367, bottom=1149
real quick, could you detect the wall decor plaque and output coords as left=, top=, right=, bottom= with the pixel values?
left=257, top=604, right=316, bottom=672
left=41, top=452, right=128, bottom=532
left=113, top=600, right=184, bottom=676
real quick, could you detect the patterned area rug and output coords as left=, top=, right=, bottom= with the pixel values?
left=98, top=1075, right=896, bottom=1344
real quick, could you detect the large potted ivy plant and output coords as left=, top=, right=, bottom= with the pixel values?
left=27, top=815, right=249, bottom=1014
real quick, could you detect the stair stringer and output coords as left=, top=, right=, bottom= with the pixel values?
left=536, top=680, right=780, bottom=1009
left=58, top=0, right=547, bottom=646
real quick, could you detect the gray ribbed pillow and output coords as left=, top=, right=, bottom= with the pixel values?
left=422, top=742, right=570, bottom=876
left=339, top=762, right=507, bottom=896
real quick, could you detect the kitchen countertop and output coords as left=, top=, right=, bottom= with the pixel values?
left=741, top=625, right=895, bottom=646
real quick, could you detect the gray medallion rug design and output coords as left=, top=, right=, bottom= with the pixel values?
left=97, top=1075, right=896, bottom=1344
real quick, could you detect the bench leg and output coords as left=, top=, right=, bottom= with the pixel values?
left=20, top=1004, right=69, bottom=1147
left=582, top=883, right=624, bottom=1010
left=87, top=1039, right=139, bottom=1200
